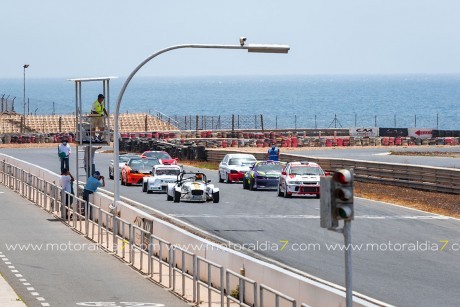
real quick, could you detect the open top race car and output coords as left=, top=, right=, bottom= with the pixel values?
left=142, top=164, right=182, bottom=193
left=166, top=172, right=219, bottom=203
left=277, top=161, right=328, bottom=198
left=243, top=160, right=285, bottom=190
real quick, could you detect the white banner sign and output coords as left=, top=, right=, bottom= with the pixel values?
left=408, top=128, right=433, bottom=139
left=349, top=127, right=379, bottom=137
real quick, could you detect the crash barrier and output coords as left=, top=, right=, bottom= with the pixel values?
left=0, top=154, right=388, bottom=307
left=206, top=149, right=460, bottom=194
left=0, top=132, right=75, bottom=144
left=118, top=131, right=460, bottom=150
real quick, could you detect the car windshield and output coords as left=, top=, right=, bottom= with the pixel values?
left=144, top=152, right=172, bottom=159
left=229, top=158, right=256, bottom=166
left=129, top=158, right=160, bottom=169
left=155, top=168, right=181, bottom=176
left=289, top=166, right=324, bottom=176
left=119, top=156, right=135, bottom=163
left=256, top=163, right=284, bottom=172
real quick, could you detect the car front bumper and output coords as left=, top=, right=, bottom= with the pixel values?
left=286, top=184, right=320, bottom=195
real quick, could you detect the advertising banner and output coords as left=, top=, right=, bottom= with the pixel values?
left=378, top=128, right=409, bottom=137
left=349, top=127, right=379, bottom=137
left=408, top=128, right=434, bottom=139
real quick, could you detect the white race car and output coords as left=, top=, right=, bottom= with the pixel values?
left=142, top=165, right=182, bottom=193
left=166, top=172, right=219, bottom=203
left=278, top=161, right=329, bottom=198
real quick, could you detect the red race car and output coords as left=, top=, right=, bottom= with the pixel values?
left=140, top=151, right=178, bottom=165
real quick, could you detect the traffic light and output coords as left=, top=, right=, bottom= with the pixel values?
left=332, top=169, right=354, bottom=221
left=320, top=168, right=354, bottom=229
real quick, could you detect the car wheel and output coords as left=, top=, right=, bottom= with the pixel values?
left=218, top=171, right=224, bottom=183
left=121, top=175, right=125, bottom=185
left=249, top=178, right=257, bottom=191
left=212, top=191, right=220, bottom=203
left=142, top=182, right=147, bottom=192
left=173, top=190, right=181, bottom=203
left=109, top=169, right=113, bottom=180
left=315, top=194, right=320, bottom=199
left=277, top=184, right=283, bottom=197
left=226, top=173, right=231, bottom=184
left=283, top=182, right=291, bottom=198
left=243, top=178, right=249, bottom=190
left=166, top=194, right=173, bottom=201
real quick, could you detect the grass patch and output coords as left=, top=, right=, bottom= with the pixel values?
left=180, top=160, right=219, bottom=170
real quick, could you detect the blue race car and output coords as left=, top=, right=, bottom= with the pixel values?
left=243, top=161, right=285, bottom=191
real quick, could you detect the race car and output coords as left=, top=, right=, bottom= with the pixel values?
left=218, top=153, right=257, bottom=183
left=243, top=160, right=285, bottom=190
left=140, top=151, right=178, bottom=165
left=142, top=164, right=182, bottom=193
left=277, top=161, right=328, bottom=198
left=166, top=172, right=219, bottom=203
left=121, top=157, right=161, bottom=186
left=109, top=153, right=139, bottom=179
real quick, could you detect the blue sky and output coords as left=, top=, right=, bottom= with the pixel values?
left=2, top=0, right=460, bottom=78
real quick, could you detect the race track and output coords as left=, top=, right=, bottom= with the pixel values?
left=2, top=147, right=460, bottom=307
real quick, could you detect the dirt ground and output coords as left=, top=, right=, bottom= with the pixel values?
left=2, top=143, right=459, bottom=218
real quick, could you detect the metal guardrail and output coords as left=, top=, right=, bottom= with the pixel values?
left=197, top=256, right=225, bottom=307
left=0, top=159, right=348, bottom=307
left=260, top=284, right=297, bottom=307
left=206, top=149, right=460, bottom=194
left=226, top=269, right=258, bottom=307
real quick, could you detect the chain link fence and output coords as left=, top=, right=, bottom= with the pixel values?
left=165, top=113, right=458, bottom=131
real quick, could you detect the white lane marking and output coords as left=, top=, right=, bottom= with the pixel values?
left=0, top=252, right=50, bottom=306
left=374, top=152, right=391, bottom=156
left=170, top=214, right=449, bottom=220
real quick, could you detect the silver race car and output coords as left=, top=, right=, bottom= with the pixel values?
left=166, top=172, right=220, bottom=203
left=142, top=165, right=182, bottom=193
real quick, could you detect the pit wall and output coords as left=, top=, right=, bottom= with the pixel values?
left=1, top=153, right=390, bottom=307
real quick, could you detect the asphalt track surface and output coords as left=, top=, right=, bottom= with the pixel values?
left=0, top=185, right=189, bottom=307
left=2, top=147, right=460, bottom=307
left=292, top=146, right=460, bottom=169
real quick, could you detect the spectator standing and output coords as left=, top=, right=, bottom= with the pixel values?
left=58, top=138, right=71, bottom=173
left=59, top=168, right=74, bottom=218
left=83, top=171, right=105, bottom=218
left=267, top=142, right=280, bottom=161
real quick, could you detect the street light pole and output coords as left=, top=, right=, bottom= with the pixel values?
left=23, top=64, right=29, bottom=132
left=112, top=41, right=289, bottom=203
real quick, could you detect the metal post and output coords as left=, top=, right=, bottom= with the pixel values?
left=394, top=114, right=396, bottom=128
left=232, top=114, right=235, bottom=132
left=374, top=115, right=377, bottom=127
left=315, top=114, right=317, bottom=129
left=354, top=113, right=357, bottom=127
left=276, top=115, right=278, bottom=129
left=415, top=114, right=417, bottom=128
left=343, top=220, right=353, bottom=307
left=260, top=114, right=264, bottom=132
left=23, top=64, right=29, bottom=133
left=436, top=113, right=439, bottom=129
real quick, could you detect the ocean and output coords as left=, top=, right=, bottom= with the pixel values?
left=1, top=75, right=459, bottom=130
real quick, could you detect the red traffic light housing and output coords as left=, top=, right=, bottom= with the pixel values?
left=332, top=169, right=354, bottom=221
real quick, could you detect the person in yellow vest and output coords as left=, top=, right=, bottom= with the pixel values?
left=91, top=94, right=108, bottom=141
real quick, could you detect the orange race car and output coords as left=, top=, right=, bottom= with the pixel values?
left=121, top=157, right=161, bottom=186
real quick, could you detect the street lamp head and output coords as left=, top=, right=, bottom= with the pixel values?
left=247, top=44, right=290, bottom=54
left=23, top=64, right=29, bottom=69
